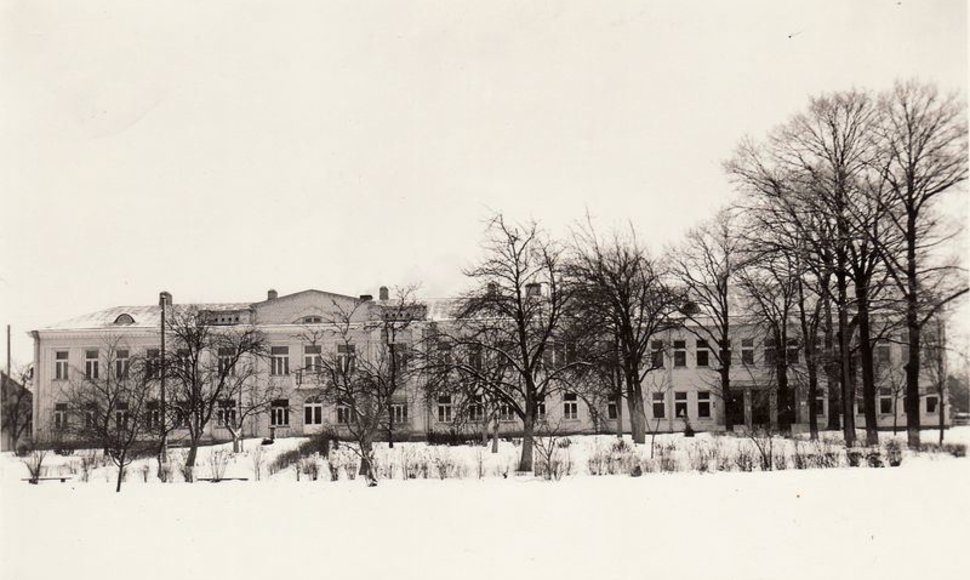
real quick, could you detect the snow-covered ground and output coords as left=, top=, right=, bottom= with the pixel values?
left=2, top=429, right=968, bottom=580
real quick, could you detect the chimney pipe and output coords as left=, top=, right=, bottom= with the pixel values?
left=159, top=291, right=172, bottom=306
left=267, top=289, right=278, bottom=301
left=379, top=286, right=389, bottom=301
left=359, top=294, right=373, bottom=302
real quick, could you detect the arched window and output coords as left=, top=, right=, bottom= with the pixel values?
left=301, top=315, right=323, bottom=324
left=113, top=313, right=135, bottom=325
left=303, top=396, right=323, bottom=426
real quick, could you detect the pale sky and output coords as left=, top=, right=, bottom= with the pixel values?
left=1, top=0, right=967, bottom=367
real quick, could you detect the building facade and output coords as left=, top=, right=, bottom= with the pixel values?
left=30, top=288, right=948, bottom=444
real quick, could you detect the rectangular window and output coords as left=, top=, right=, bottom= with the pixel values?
left=697, top=391, right=711, bottom=418
left=876, top=345, right=891, bottom=367
left=337, top=344, right=356, bottom=373
left=217, top=399, right=237, bottom=427
left=879, top=395, right=893, bottom=415
left=741, top=339, right=755, bottom=365
left=54, top=403, right=68, bottom=430
left=114, top=402, right=130, bottom=429
left=674, top=391, right=688, bottom=419
left=786, top=339, right=799, bottom=364
left=696, top=340, right=710, bottom=367
left=392, top=343, right=409, bottom=370
left=815, top=395, right=825, bottom=417
left=468, top=345, right=483, bottom=370
left=856, top=398, right=865, bottom=415
left=651, top=340, right=664, bottom=368
left=304, top=399, right=323, bottom=425
left=926, top=396, right=938, bottom=414
left=55, top=351, right=69, bottom=380
left=607, top=395, right=618, bottom=420
left=563, top=392, right=578, bottom=420
left=336, top=405, right=351, bottom=425
left=217, top=348, right=235, bottom=376
left=468, top=395, right=484, bottom=422
left=536, top=397, right=546, bottom=419
left=673, top=341, right=687, bottom=367
left=270, top=399, right=289, bottom=426
left=146, top=349, right=161, bottom=379
left=437, top=395, right=452, bottom=423
left=146, top=401, right=161, bottom=429
left=764, top=339, right=777, bottom=367
left=719, top=340, right=732, bottom=366
left=85, top=349, right=99, bottom=380
left=270, top=346, right=290, bottom=376
left=304, top=345, right=322, bottom=373
left=84, top=404, right=96, bottom=429
left=499, top=403, right=516, bottom=422
left=652, top=392, right=665, bottom=419
left=115, top=350, right=130, bottom=379
left=391, top=403, right=408, bottom=424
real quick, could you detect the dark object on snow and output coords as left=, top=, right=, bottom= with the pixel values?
left=629, top=464, right=643, bottom=477
left=684, top=426, right=695, bottom=438
left=846, top=449, right=863, bottom=467
left=261, top=438, right=274, bottom=446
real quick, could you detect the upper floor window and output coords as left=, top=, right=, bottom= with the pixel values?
left=719, top=340, right=732, bottom=366
left=337, top=344, right=356, bottom=374
left=304, top=345, right=322, bottom=373
left=146, top=348, right=161, bottom=379
left=391, top=343, right=409, bottom=370
left=115, top=350, right=130, bottom=379
left=218, top=348, right=236, bottom=376
left=54, top=403, right=69, bottom=430
left=270, top=346, right=290, bottom=376
left=696, top=340, right=710, bottom=367
left=563, top=392, right=578, bottom=420
left=764, top=338, right=777, bottom=367
left=54, top=351, right=69, bottom=381
left=468, top=345, right=483, bottom=371
left=786, top=339, right=799, bottom=364
left=467, top=395, right=484, bottom=422
left=217, top=399, right=237, bottom=427
left=673, top=341, right=687, bottom=367
left=741, top=339, right=755, bottom=365
left=113, top=313, right=135, bottom=325
left=85, top=350, right=100, bottom=380
left=876, top=344, right=891, bottom=367
left=651, top=341, right=664, bottom=368
left=302, top=316, right=323, bottom=324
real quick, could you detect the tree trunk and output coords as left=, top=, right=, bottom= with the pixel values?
left=836, top=271, right=855, bottom=447
left=625, top=367, right=646, bottom=444
left=904, top=216, right=922, bottom=449
left=776, top=358, right=792, bottom=435
left=615, top=391, right=624, bottom=439
left=822, top=294, right=841, bottom=431
left=115, top=455, right=126, bottom=493
left=518, top=412, right=535, bottom=472
left=855, top=281, right=879, bottom=447
left=720, top=367, right=733, bottom=432
left=358, top=436, right=377, bottom=486
left=491, top=417, right=499, bottom=454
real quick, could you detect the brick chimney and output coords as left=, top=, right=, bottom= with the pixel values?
left=159, top=291, right=173, bottom=306
left=359, top=294, right=373, bottom=302
left=379, top=286, right=389, bottom=301
left=267, top=289, right=278, bottom=301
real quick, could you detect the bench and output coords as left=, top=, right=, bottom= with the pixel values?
left=23, top=476, right=71, bottom=484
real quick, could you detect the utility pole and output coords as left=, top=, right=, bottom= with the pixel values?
left=159, top=291, right=169, bottom=463
left=6, top=324, right=10, bottom=377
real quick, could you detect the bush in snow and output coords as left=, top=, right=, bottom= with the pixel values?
left=250, top=447, right=266, bottom=481
left=846, top=448, right=864, bottom=467
left=866, top=450, right=884, bottom=468
left=140, top=464, right=151, bottom=482
left=884, top=440, right=903, bottom=467
left=733, top=444, right=756, bottom=472
left=208, top=450, right=231, bottom=482
left=22, top=449, right=47, bottom=484
left=656, top=443, right=678, bottom=473
left=299, top=457, right=321, bottom=481
left=943, top=443, right=967, bottom=458
left=534, top=436, right=573, bottom=481
left=269, top=449, right=302, bottom=476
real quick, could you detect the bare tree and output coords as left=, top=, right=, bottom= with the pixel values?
left=164, top=307, right=267, bottom=477
left=2, top=364, right=33, bottom=451
left=567, top=219, right=680, bottom=443
left=454, top=214, right=583, bottom=471
left=62, top=338, right=156, bottom=492
left=868, top=80, right=968, bottom=448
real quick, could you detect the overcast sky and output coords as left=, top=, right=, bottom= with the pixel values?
left=1, top=0, right=966, bottom=367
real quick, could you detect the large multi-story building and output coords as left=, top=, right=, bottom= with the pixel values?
left=29, top=288, right=948, bottom=443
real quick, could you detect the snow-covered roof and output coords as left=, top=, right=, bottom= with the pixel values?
left=42, top=303, right=253, bottom=331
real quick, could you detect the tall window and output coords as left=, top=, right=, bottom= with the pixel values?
left=719, top=340, right=732, bottom=366
left=270, top=347, right=289, bottom=376
left=697, top=391, right=711, bottom=418
left=270, top=399, right=289, bottom=426
left=337, top=344, right=356, bottom=373
left=217, top=399, right=237, bottom=427
left=468, top=395, right=485, bottom=422
left=336, top=404, right=352, bottom=425
left=83, top=403, right=96, bottom=428
left=673, top=341, right=687, bottom=367
left=815, top=395, right=825, bottom=417
left=53, top=403, right=68, bottom=430
left=55, top=351, right=69, bottom=380
left=304, top=345, right=322, bottom=373
left=741, top=339, right=755, bottom=365
left=651, top=341, right=664, bottom=368
left=607, top=395, right=619, bottom=419
left=304, top=397, right=323, bottom=426
left=392, top=343, right=409, bottom=371
left=437, top=395, right=453, bottom=423
left=674, top=392, right=688, bottom=419
left=536, top=396, right=546, bottom=419
left=563, top=392, right=578, bottom=420
left=926, top=395, right=938, bottom=414
left=391, top=403, right=408, bottom=424
left=114, top=402, right=130, bottom=429
left=85, top=349, right=99, bottom=380
left=115, top=350, right=130, bottom=379
left=696, top=340, right=710, bottom=367
left=652, top=392, right=665, bottom=418
left=764, top=338, right=777, bottom=367
left=468, top=345, right=483, bottom=370
left=146, top=349, right=160, bottom=379
left=879, top=391, right=893, bottom=414
left=786, top=339, right=799, bottom=364
left=146, top=401, right=161, bottom=429
left=218, top=348, right=235, bottom=376
left=876, top=345, right=891, bottom=367
left=499, top=403, right=516, bottom=422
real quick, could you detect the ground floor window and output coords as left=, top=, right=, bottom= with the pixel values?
left=391, top=403, right=408, bottom=424
left=879, top=395, right=893, bottom=415
left=146, top=401, right=161, bottom=429
left=563, top=392, right=578, bottom=420
left=674, top=392, right=688, bottom=419
left=437, top=395, right=452, bottom=423
left=304, top=398, right=323, bottom=426
left=336, top=405, right=351, bottom=425
left=814, top=395, right=825, bottom=417
left=114, top=402, right=130, bottom=429
left=926, top=395, right=938, bottom=414
left=270, top=399, right=289, bottom=427
left=652, top=392, right=665, bottom=419
left=53, top=403, right=68, bottom=430
left=607, top=395, right=618, bottom=420
left=697, top=391, right=711, bottom=418
left=217, top=399, right=237, bottom=427
left=499, top=403, right=516, bottom=422
left=467, top=395, right=484, bottom=422
left=536, top=397, right=546, bottom=419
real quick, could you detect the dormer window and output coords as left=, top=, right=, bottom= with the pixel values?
left=302, top=316, right=323, bottom=324
left=114, top=313, right=135, bottom=325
